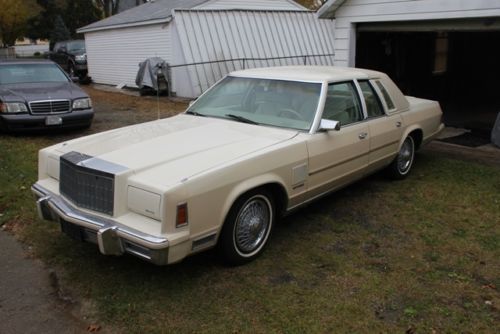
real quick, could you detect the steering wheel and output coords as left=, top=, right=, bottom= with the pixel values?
left=278, top=108, right=304, bottom=120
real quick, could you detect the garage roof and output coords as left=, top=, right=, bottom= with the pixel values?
left=78, top=0, right=209, bottom=33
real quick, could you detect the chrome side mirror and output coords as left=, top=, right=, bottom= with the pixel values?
left=319, top=119, right=341, bottom=132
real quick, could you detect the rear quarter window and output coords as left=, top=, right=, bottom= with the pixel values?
left=375, top=80, right=396, bottom=111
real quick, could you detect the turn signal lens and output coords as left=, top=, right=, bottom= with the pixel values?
left=176, top=203, right=188, bottom=228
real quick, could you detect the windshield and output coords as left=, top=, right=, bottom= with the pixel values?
left=67, top=40, right=85, bottom=52
left=0, top=63, right=69, bottom=84
left=188, top=76, right=322, bottom=131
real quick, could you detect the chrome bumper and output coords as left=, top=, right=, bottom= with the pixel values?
left=32, top=183, right=169, bottom=265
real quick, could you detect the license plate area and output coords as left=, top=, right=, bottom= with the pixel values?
left=60, top=219, right=84, bottom=241
left=45, top=115, right=63, bottom=126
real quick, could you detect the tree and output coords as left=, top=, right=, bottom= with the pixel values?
left=96, top=0, right=120, bottom=17
left=0, top=0, right=41, bottom=47
left=50, top=15, right=71, bottom=49
left=27, top=0, right=102, bottom=42
left=65, top=0, right=102, bottom=38
left=26, top=0, right=65, bottom=42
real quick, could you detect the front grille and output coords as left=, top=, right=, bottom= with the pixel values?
left=29, top=100, right=70, bottom=114
left=60, top=152, right=114, bottom=215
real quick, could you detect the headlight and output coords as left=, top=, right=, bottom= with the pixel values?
left=0, top=102, right=28, bottom=113
left=72, top=98, right=92, bottom=110
left=127, top=186, right=162, bottom=221
left=75, top=54, right=86, bottom=61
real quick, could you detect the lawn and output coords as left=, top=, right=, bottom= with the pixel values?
left=0, top=89, right=499, bottom=333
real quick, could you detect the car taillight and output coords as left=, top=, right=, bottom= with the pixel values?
left=176, top=203, right=188, bottom=228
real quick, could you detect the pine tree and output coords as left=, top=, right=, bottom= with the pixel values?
left=50, top=15, right=70, bottom=50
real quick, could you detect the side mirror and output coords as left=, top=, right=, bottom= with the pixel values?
left=319, top=119, right=341, bottom=132
left=70, top=76, right=79, bottom=83
left=58, top=47, right=67, bottom=53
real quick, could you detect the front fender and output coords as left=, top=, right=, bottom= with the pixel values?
left=220, top=173, right=289, bottom=228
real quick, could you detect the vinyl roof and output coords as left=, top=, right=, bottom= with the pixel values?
left=230, top=66, right=382, bottom=82
left=78, top=0, right=209, bottom=33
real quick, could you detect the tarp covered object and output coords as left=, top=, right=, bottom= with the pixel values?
left=136, top=57, right=168, bottom=91
left=492, top=112, right=500, bottom=147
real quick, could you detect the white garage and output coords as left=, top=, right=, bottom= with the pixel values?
left=318, top=0, right=500, bottom=135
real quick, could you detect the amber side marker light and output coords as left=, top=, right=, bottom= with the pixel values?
left=176, top=203, right=188, bottom=228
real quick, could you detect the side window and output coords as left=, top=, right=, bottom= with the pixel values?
left=322, top=82, right=362, bottom=125
left=375, top=80, right=396, bottom=111
left=359, top=81, right=385, bottom=118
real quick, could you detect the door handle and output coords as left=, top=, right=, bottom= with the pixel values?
left=396, top=121, right=402, bottom=127
left=358, top=132, right=368, bottom=140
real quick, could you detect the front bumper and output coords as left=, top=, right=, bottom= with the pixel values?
left=0, top=109, right=94, bottom=132
left=32, top=183, right=170, bottom=265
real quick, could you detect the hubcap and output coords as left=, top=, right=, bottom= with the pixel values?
left=397, top=137, right=414, bottom=174
left=234, top=196, right=271, bottom=254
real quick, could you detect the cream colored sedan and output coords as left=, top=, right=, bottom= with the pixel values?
left=32, top=66, right=444, bottom=265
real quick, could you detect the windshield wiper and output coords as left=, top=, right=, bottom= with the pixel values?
left=225, top=114, right=259, bottom=125
left=185, top=110, right=206, bottom=117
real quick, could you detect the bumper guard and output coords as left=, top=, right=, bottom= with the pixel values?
left=32, top=183, right=169, bottom=265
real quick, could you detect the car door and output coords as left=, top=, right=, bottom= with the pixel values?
left=306, top=81, right=370, bottom=198
left=358, top=80, right=403, bottom=171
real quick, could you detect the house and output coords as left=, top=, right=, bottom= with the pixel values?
left=78, top=0, right=336, bottom=98
left=318, top=0, right=500, bottom=133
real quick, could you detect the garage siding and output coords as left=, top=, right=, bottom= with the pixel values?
left=195, top=0, right=304, bottom=10
left=324, top=0, right=500, bottom=66
left=84, top=24, right=171, bottom=87
left=173, top=10, right=335, bottom=97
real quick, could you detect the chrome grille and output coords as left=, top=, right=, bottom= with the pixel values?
left=29, top=100, right=70, bottom=114
left=60, top=152, right=114, bottom=215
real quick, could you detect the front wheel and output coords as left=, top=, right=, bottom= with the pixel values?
left=218, top=189, right=275, bottom=265
left=387, top=135, right=415, bottom=179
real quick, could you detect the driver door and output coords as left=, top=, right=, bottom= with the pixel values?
left=306, top=81, right=370, bottom=198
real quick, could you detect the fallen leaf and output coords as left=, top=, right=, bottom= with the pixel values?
left=87, top=324, right=101, bottom=332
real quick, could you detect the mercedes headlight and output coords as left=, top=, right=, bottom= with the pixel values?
left=0, top=102, right=28, bottom=113
left=72, top=98, right=92, bottom=110
left=75, top=54, right=86, bottom=61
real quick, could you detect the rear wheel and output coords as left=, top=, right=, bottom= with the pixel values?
left=387, top=135, right=415, bottom=179
left=218, top=189, right=275, bottom=265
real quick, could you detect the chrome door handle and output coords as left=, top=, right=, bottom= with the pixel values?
left=396, top=121, right=402, bottom=127
left=358, top=132, right=368, bottom=139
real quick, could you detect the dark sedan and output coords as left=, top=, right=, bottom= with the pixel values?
left=0, top=60, right=93, bottom=132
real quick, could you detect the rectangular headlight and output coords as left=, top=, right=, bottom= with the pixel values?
left=127, top=186, right=162, bottom=221
left=72, top=98, right=92, bottom=110
left=0, top=102, right=28, bottom=113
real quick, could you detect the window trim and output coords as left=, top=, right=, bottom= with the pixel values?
left=373, top=80, right=397, bottom=113
left=357, top=80, right=386, bottom=119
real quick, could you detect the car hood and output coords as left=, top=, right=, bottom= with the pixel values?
left=55, top=114, right=299, bottom=187
left=0, top=82, right=87, bottom=102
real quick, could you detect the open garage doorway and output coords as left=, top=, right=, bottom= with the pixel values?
left=356, top=27, right=500, bottom=139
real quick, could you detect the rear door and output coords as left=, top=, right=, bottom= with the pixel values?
left=359, top=80, right=403, bottom=171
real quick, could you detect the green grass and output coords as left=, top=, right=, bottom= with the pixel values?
left=1, top=132, right=499, bottom=333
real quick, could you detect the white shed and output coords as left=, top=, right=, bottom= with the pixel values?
left=78, top=0, right=336, bottom=98
left=318, top=0, right=500, bottom=134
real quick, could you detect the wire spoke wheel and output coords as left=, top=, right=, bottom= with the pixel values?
left=397, top=136, right=415, bottom=175
left=234, top=195, right=271, bottom=254
left=219, top=189, right=275, bottom=265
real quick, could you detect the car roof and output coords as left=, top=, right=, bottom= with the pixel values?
left=230, top=66, right=384, bottom=82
